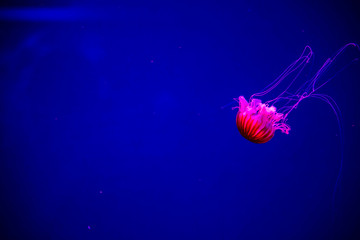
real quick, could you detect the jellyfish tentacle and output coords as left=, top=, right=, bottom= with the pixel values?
left=310, top=93, right=343, bottom=222
left=250, top=46, right=313, bottom=101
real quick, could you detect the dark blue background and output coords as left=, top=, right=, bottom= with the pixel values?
left=1, top=1, right=360, bottom=239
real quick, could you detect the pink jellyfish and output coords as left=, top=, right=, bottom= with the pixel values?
left=234, top=43, right=359, bottom=144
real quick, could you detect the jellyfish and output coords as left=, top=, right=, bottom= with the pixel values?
left=233, top=43, right=359, bottom=220
left=234, top=43, right=359, bottom=144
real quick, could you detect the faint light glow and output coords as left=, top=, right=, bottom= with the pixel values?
left=150, top=59, right=154, bottom=63
left=87, top=225, right=91, bottom=230
left=0, top=7, right=96, bottom=21
left=99, top=190, right=103, bottom=194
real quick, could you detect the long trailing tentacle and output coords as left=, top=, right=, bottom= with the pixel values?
left=250, top=46, right=313, bottom=102
left=280, top=43, right=360, bottom=120
left=310, top=93, right=343, bottom=223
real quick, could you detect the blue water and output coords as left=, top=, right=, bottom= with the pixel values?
left=1, top=1, right=360, bottom=239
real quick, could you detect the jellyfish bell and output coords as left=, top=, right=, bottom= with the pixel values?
left=235, top=96, right=290, bottom=144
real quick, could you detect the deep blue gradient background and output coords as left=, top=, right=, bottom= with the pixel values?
left=1, top=1, right=360, bottom=239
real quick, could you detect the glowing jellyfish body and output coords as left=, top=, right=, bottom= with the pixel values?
left=235, top=97, right=289, bottom=143
left=234, top=43, right=359, bottom=143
